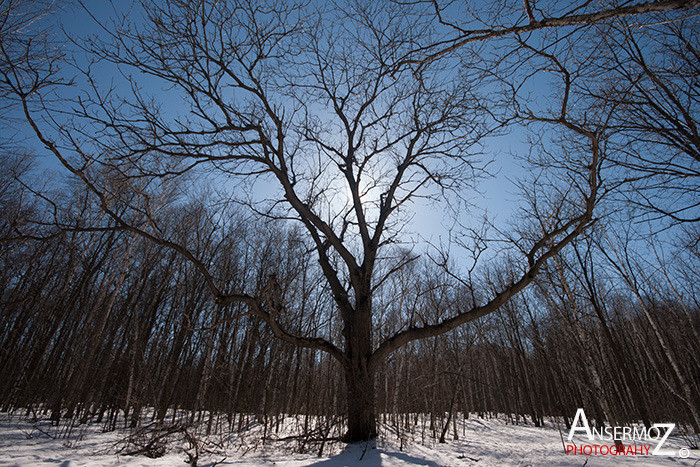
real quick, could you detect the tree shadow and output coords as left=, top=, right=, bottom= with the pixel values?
left=306, top=441, right=442, bottom=466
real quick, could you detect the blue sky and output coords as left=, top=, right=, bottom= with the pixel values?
left=20, top=0, right=677, bottom=281
left=41, top=1, right=528, bottom=245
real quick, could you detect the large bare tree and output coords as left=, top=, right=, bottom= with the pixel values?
left=3, top=0, right=698, bottom=442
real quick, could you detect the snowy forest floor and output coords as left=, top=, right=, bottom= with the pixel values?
left=0, top=411, right=698, bottom=466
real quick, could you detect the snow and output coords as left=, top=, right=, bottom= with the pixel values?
left=0, top=412, right=697, bottom=466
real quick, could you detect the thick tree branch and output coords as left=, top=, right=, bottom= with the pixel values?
left=18, top=90, right=346, bottom=366
left=398, top=0, right=700, bottom=68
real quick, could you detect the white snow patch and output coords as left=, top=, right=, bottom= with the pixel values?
left=0, top=412, right=697, bottom=466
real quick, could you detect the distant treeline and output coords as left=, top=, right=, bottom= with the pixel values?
left=1, top=174, right=698, bottom=438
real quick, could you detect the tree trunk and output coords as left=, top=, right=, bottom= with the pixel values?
left=342, top=299, right=377, bottom=442
left=344, top=362, right=377, bottom=442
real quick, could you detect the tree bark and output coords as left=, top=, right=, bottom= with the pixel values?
left=344, top=363, right=377, bottom=442
left=342, top=299, right=377, bottom=442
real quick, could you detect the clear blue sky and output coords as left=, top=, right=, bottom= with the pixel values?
left=17, top=0, right=612, bottom=273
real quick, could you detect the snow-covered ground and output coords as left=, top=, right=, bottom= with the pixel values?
left=0, top=412, right=697, bottom=466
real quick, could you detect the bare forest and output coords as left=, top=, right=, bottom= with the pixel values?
left=0, top=0, right=699, bottom=462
